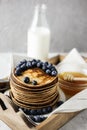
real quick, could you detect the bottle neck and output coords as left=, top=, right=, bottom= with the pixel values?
left=31, top=4, right=49, bottom=29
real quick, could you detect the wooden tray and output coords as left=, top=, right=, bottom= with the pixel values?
left=1, top=54, right=86, bottom=130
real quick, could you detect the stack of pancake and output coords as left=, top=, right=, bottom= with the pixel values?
left=10, top=60, right=59, bottom=110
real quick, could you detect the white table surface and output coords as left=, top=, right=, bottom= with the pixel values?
left=0, top=52, right=87, bottom=130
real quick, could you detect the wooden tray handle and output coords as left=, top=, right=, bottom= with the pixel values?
left=0, top=93, right=36, bottom=130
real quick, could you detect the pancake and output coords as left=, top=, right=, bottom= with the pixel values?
left=17, top=68, right=55, bottom=85
left=10, top=59, right=59, bottom=110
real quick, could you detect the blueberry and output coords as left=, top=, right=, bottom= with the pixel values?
left=32, top=80, right=37, bottom=85
left=31, top=116, right=36, bottom=122
left=34, top=116, right=42, bottom=123
left=42, top=62, right=45, bottom=66
left=37, top=109, right=42, bottom=115
left=37, top=59, right=41, bottom=63
left=34, top=116, right=46, bottom=122
left=47, top=106, right=52, bottom=113
left=26, top=61, right=32, bottom=68
left=24, top=77, right=30, bottom=83
left=37, top=62, right=42, bottom=68
left=32, top=59, right=37, bottom=62
left=51, top=70, right=57, bottom=76
left=31, top=60, right=37, bottom=67
left=20, top=59, right=27, bottom=64
left=57, top=101, right=64, bottom=107
left=16, top=63, right=22, bottom=68
left=46, top=69, right=51, bottom=75
left=47, top=63, right=52, bottom=69
left=44, top=62, right=48, bottom=65
left=16, top=60, right=27, bottom=68
left=42, top=108, right=48, bottom=114
left=42, top=65, right=47, bottom=71
left=16, top=66, right=22, bottom=71
left=20, top=63, right=27, bottom=71
left=23, top=109, right=31, bottom=115
left=30, top=109, right=37, bottom=115
left=51, top=67, right=56, bottom=71
left=22, top=108, right=25, bottom=111
left=15, top=67, right=22, bottom=76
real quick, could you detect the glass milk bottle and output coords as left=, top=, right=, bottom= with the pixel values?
left=27, top=4, right=51, bottom=60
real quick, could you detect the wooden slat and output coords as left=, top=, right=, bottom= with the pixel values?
left=36, top=112, right=79, bottom=130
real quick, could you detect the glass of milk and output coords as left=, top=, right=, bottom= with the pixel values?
left=27, top=4, right=51, bottom=60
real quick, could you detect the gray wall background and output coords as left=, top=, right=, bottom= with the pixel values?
left=0, top=0, right=87, bottom=53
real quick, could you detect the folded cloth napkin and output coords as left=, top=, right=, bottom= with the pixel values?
left=60, top=48, right=86, bottom=64
left=49, top=88, right=87, bottom=114
left=57, top=48, right=87, bottom=74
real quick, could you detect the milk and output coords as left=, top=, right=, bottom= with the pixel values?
left=27, top=4, right=51, bottom=60
left=27, top=27, right=50, bottom=60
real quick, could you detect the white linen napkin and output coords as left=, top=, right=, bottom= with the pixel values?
left=57, top=48, right=87, bottom=74
left=60, top=48, right=86, bottom=64
left=50, top=89, right=87, bottom=114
